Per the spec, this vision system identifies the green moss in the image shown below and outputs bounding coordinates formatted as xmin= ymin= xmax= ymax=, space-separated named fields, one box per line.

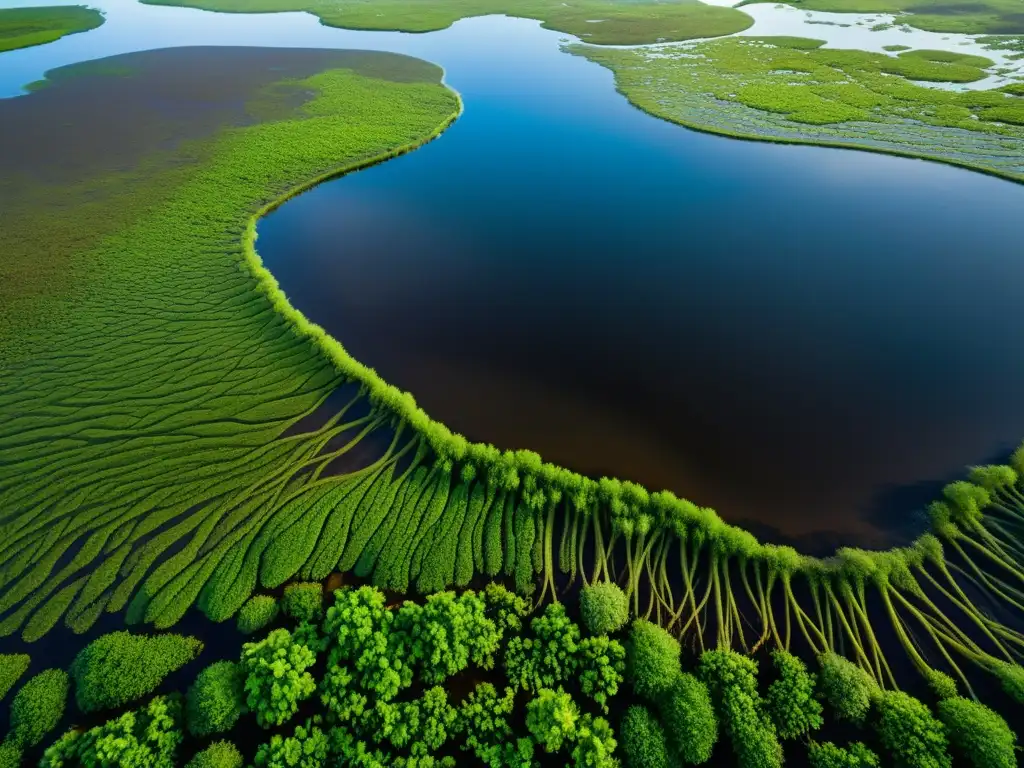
xmin=579 ymin=581 xmax=629 ymax=635
xmin=237 ymin=595 xmax=280 ymax=635
xmin=0 ymin=654 xmax=30 ymax=702
xmin=10 ymin=669 xmax=69 ymax=748
xmin=0 ymin=5 xmax=103 ymax=53
xmin=140 ymin=0 xmax=753 ymax=44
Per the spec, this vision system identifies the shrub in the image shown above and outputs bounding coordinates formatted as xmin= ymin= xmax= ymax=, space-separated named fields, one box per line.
xmin=626 ymin=620 xmax=681 ymax=699
xmin=699 ymin=650 xmax=781 ymax=768
xmin=457 ymin=683 xmax=516 ymax=764
xmin=376 ymin=686 xmax=458 ymax=755
xmin=875 ymin=690 xmax=951 ymax=768
xmin=506 ymin=603 xmax=581 ymax=692
xmin=808 ymin=741 xmax=880 ymax=768
xmin=482 ymin=582 xmax=529 ymax=636
xmin=70 ymin=631 xmax=202 ymax=712
xmin=817 ymin=653 xmax=876 ymax=725
xmin=937 ymin=696 xmax=1016 ymax=768
xmin=659 ymin=673 xmax=717 ymax=765
xmin=0 ymin=742 xmax=21 ymax=768
xmin=237 ymin=595 xmax=279 ymax=635
xmin=579 ymin=582 xmax=629 ymax=636
xmin=186 ymin=660 xmax=247 ymax=737
xmin=0 ymin=654 xmax=30 ymax=701
xmin=241 ymin=628 xmax=316 ymax=728
xmin=281 ymin=582 xmax=324 ymax=623
xmin=40 ymin=695 xmax=183 ymax=768
xmin=576 ymin=636 xmax=625 ymax=712
xmin=10 ymin=669 xmax=69 ymax=747
xmin=619 ymin=705 xmax=669 ymax=768
xmin=765 ymin=650 xmax=823 ymax=739
xmin=572 ymin=713 xmax=618 ymax=768
xmin=927 ymin=670 xmax=958 ymax=700
xmin=526 ymin=688 xmax=579 ymax=754
xmin=186 ymin=741 xmax=244 ymax=768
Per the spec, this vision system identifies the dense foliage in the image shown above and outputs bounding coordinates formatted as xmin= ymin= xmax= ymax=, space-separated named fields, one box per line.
xmin=659 ymin=672 xmax=718 ymax=765
xmin=874 ymin=691 xmax=951 ymax=768
xmin=237 ymin=595 xmax=281 ymax=635
xmin=817 ymin=653 xmax=876 ymax=725
xmin=807 ymin=741 xmax=880 ymax=768
xmin=579 ymin=582 xmax=629 ymax=636
xmin=0 ymin=654 xmax=30 ymax=702
xmin=625 ymin=620 xmax=680 ymax=700
xmin=619 ymin=705 xmax=668 ymax=768
xmin=936 ymin=696 xmax=1016 ymax=768
xmin=0 ymin=6 xmax=104 ymax=53
xmin=186 ymin=660 xmax=248 ymax=736
xmin=282 ymin=583 xmax=325 ymax=624
xmin=700 ymin=650 xmax=782 ymax=768
xmin=185 ymin=741 xmax=244 ymax=768
xmin=242 ymin=628 xmax=317 ymax=728
xmin=765 ymin=650 xmax=823 ymax=739
xmin=40 ymin=695 xmax=183 ymax=768
xmin=70 ymin=631 xmax=202 ymax=712
xmin=9 ymin=669 xmax=69 ymax=748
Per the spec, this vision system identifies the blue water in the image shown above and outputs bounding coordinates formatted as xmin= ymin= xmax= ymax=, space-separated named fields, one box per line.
xmin=4 ymin=1 xmax=1024 ymax=549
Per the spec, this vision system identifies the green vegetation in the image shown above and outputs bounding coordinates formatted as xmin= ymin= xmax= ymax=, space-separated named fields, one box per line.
xmin=658 ymin=673 xmax=717 ymax=765
xmin=936 ymin=697 xmax=1017 ymax=768
xmin=875 ymin=690 xmax=951 ymax=768
xmin=70 ymin=631 xmax=202 ymax=712
xmin=765 ymin=650 xmax=823 ymax=739
xmin=817 ymin=653 xmax=877 ymax=725
xmin=282 ymin=581 xmax=324 ymax=623
xmin=185 ymin=741 xmax=244 ymax=768
xmin=9 ymin=669 xmax=69 ymax=748
xmin=625 ymin=619 xmax=681 ymax=699
xmin=743 ymin=0 xmax=1024 ymax=34
xmin=0 ymin=655 xmax=30 ymax=702
xmin=242 ymin=627 xmax=317 ymax=727
xmin=186 ymin=661 xmax=248 ymax=736
xmin=0 ymin=5 xmax=103 ymax=53
xmin=620 ymin=706 xmax=669 ymax=768
xmin=140 ymin=0 xmax=752 ymax=44
xmin=807 ymin=741 xmax=880 ymax=768
xmin=574 ymin=36 xmax=1024 ymax=183
xmin=237 ymin=595 xmax=280 ymax=635
xmin=0 ymin=743 xmax=20 ymax=768
xmin=580 ymin=581 xmax=629 ymax=635
xmin=883 ymin=43 xmax=911 ymax=51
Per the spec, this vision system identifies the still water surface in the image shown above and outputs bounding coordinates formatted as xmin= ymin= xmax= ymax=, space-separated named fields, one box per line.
xmin=3 ymin=0 xmax=1023 ymax=550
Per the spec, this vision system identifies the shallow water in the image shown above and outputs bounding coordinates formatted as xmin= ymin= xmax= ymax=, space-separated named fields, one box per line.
xmin=4 ymin=1 xmax=1024 ymax=550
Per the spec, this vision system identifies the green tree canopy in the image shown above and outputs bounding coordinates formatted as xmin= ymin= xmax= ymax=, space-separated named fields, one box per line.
xmin=579 ymin=582 xmax=629 ymax=636
xmin=186 ymin=660 xmax=247 ymax=737
xmin=10 ymin=669 xmax=68 ymax=748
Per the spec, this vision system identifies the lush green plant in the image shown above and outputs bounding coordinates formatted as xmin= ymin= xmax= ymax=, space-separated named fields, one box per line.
xmin=282 ymin=582 xmax=324 ymax=623
xmin=70 ymin=631 xmax=202 ymax=712
xmin=572 ymin=713 xmax=618 ymax=768
xmin=0 ymin=742 xmax=21 ymax=768
xmin=186 ymin=660 xmax=247 ymax=736
xmin=658 ymin=673 xmax=717 ymax=765
xmin=0 ymin=5 xmax=104 ymax=53
xmin=254 ymin=718 xmax=330 ymax=768
xmin=241 ymin=628 xmax=317 ymax=728
xmin=526 ymin=687 xmax=579 ymax=753
xmin=10 ymin=669 xmax=69 ymax=748
xmin=619 ymin=705 xmax=669 ymax=768
xmin=765 ymin=650 xmax=822 ymax=739
xmin=0 ymin=654 xmax=29 ymax=702
xmin=626 ymin=620 xmax=680 ymax=699
xmin=807 ymin=741 xmax=880 ymax=768
xmin=699 ymin=650 xmax=781 ymax=768
xmin=506 ymin=603 xmax=581 ymax=691
xmin=817 ymin=653 xmax=876 ymax=725
xmin=874 ymin=691 xmax=951 ymax=768
xmin=237 ymin=595 xmax=280 ymax=635
xmin=375 ymin=686 xmax=458 ymax=755
xmin=576 ymin=635 xmax=625 ymax=712
xmin=186 ymin=741 xmax=244 ymax=768
xmin=579 ymin=582 xmax=629 ymax=635
xmin=936 ymin=696 xmax=1016 ymax=768
xmin=40 ymin=695 xmax=183 ymax=768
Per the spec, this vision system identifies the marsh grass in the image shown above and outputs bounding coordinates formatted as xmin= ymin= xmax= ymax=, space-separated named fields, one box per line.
xmin=0 ymin=5 xmax=103 ymax=53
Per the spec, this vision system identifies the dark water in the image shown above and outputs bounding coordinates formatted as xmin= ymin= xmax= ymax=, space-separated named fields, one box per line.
xmin=254 ymin=19 xmax=1024 ymax=550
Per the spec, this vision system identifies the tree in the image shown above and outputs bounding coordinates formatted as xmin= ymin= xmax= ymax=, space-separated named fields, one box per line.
xmin=0 ymin=742 xmax=21 ymax=768
xmin=807 ymin=741 xmax=880 ymax=768
xmin=571 ymin=714 xmax=617 ymax=768
xmin=185 ymin=741 xmax=244 ymax=768
xmin=482 ymin=582 xmax=529 ymax=637
xmin=0 ymin=654 xmax=30 ymax=702
xmin=282 ymin=582 xmax=324 ymax=623
xmin=526 ymin=688 xmax=579 ymax=754
xmin=506 ymin=604 xmax=581 ymax=692
xmin=241 ymin=628 xmax=317 ymax=728
xmin=874 ymin=691 xmax=951 ymax=768
xmin=253 ymin=718 xmax=330 ymax=768
xmin=186 ymin=660 xmax=247 ymax=737
xmin=658 ymin=673 xmax=717 ymax=765
xmin=937 ymin=696 xmax=1016 ymax=768
xmin=237 ymin=595 xmax=280 ymax=635
xmin=765 ymin=650 xmax=822 ymax=739
xmin=10 ymin=669 xmax=68 ymax=747
xmin=39 ymin=695 xmax=183 ymax=768
xmin=817 ymin=653 xmax=876 ymax=725
xmin=456 ymin=683 xmax=516 ymax=766
xmin=579 ymin=582 xmax=629 ymax=636
xmin=619 ymin=706 xmax=669 ymax=768
xmin=577 ymin=636 xmax=625 ymax=712
xmin=699 ymin=650 xmax=781 ymax=768
xmin=374 ymin=686 xmax=458 ymax=756
xmin=626 ymin=620 xmax=680 ymax=700
xmin=70 ymin=631 xmax=202 ymax=712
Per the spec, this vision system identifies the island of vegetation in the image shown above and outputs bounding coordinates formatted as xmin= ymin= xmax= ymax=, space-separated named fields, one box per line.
xmin=139 ymin=0 xmax=754 ymax=44
xmin=1 ymin=22 xmax=1023 ymax=768
xmin=741 ymin=0 xmax=1024 ymax=34
xmin=0 ymin=6 xmax=104 ymax=53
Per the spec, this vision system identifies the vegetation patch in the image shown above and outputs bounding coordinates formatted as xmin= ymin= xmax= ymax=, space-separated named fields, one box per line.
xmin=741 ymin=0 xmax=1024 ymax=34
xmin=139 ymin=0 xmax=753 ymax=44
xmin=0 ymin=6 xmax=103 ymax=53
xmin=574 ymin=36 xmax=1024 ymax=181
